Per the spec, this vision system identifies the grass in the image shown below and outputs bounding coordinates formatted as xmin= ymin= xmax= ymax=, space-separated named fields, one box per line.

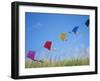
xmin=25 ymin=57 xmax=89 ymax=68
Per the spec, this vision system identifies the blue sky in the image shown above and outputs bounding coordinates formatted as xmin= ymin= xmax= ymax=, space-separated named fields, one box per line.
xmin=25 ymin=12 xmax=89 ymax=61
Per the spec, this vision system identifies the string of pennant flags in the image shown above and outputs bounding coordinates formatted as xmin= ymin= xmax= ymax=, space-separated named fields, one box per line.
xmin=27 ymin=19 xmax=89 ymax=63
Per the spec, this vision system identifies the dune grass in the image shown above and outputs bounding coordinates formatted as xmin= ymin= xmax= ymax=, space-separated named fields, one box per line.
xmin=25 ymin=57 xmax=89 ymax=68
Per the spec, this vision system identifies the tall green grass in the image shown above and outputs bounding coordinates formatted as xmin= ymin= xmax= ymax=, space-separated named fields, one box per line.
xmin=25 ymin=57 xmax=89 ymax=68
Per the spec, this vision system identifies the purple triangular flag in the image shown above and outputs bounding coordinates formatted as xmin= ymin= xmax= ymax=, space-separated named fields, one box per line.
xmin=27 ymin=51 xmax=35 ymax=60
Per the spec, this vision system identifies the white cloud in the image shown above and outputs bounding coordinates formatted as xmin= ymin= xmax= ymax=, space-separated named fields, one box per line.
xmin=32 ymin=22 xmax=42 ymax=29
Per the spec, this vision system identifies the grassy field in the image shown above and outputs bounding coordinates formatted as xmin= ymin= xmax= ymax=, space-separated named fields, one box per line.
xmin=25 ymin=57 xmax=89 ymax=68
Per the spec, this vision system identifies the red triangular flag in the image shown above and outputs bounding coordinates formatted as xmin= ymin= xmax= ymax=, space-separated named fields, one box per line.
xmin=44 ymin=41 xmax=52 ymax=50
